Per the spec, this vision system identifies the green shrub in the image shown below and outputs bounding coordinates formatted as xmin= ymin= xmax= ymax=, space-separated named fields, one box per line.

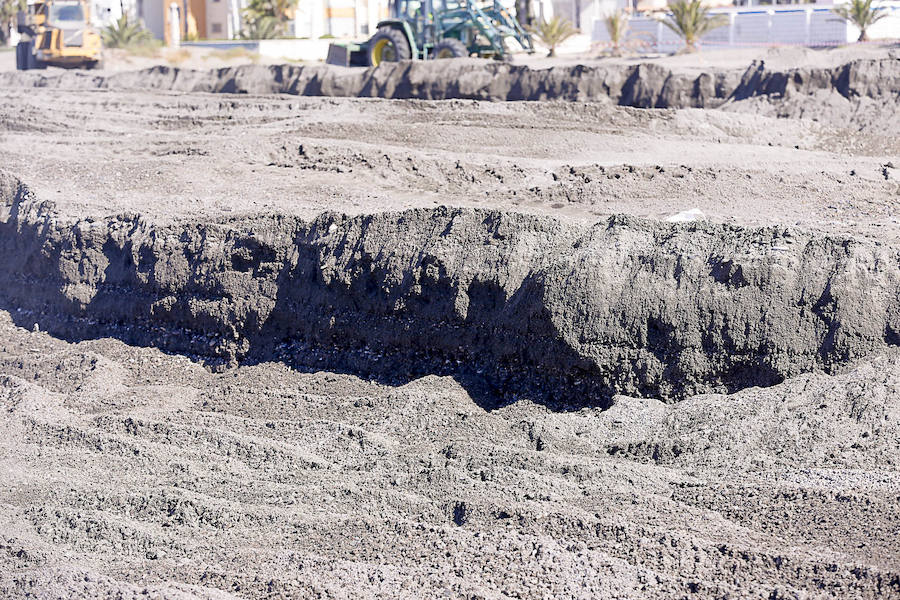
xmin=102 ymin=14 xmax=156 ymax=49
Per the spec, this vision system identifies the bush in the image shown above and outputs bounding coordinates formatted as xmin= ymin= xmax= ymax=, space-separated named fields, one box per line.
xmin=102 ymin=14 xmax=156 ymax=49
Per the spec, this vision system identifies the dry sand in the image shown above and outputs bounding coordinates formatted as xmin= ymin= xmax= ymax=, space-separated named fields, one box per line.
xmin=0 ymin=83 xmax=897 ymax=240
xmin=0 ymin=47 xmax=899 ymax=599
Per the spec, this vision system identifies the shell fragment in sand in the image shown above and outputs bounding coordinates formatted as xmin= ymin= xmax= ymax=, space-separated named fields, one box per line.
xmin=666 ymin=208 xmax=706 ymax=223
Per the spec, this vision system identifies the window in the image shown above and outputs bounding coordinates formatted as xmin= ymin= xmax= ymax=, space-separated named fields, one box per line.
xmin=48 ymin=3 xmax=85 ymax=24
xmin=211 ymin=22 xmax=222 ymax=33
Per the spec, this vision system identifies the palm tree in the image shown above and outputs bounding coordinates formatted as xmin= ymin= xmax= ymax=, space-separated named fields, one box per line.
xmin=240 ymin=14 xmax=282 ymax=39
xmin=102 ymin=14 xmax=155 ymax=48
xmin=240 ymin=0 xmax=297 ymax=39
xmin=604 ymin=10 xmax=630 ymax=57
xmin=832 ymin=0 xmax=886 ymax=42
xmin=662 ymin=0 xmax=728 ymax=53
xmin=530 ymin=16 xmax=578 ymax=57
xmin=272 ymin=0 xmax=297 ymax=23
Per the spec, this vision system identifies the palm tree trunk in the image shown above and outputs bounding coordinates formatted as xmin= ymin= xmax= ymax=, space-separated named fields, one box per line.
xmin=858 ymin=29 xmax=868 ymax=42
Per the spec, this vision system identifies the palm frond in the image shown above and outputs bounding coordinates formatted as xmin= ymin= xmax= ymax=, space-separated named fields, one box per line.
xmin=102 ymin=14 xmax=155 ymax=48
xmin=832 ymin=0 xmax=886 ymax=40
xmin=528 ymin=16 xmax=579 ymax=57
xmin=662 ymin=0 xmax=728 ymax=52
xmin=603 ymin=10 xmax=631 ymax=56
xmin=605 ymin=11 xmax=629 ymax=44
xmin=240 ymin=14 xmax=284 ymax=39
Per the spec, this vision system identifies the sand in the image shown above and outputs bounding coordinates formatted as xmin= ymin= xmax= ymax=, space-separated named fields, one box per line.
xmin=0 ymin=46 xmax=899 ymax=599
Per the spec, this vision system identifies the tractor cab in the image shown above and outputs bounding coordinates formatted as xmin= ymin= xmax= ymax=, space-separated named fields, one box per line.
xmin=45 ymin=1 xmax=87 ymax=25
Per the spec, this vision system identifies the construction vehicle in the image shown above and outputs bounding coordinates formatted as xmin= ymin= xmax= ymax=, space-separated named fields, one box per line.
xmin=325 ymin=0 xmax=534 ymax=67
xmin=16 ymin=0 xmax=103 ymax=70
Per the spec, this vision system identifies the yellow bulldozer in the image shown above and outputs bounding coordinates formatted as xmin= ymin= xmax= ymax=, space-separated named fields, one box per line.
xmin=16 ymin=0 xmax=103 ymax=70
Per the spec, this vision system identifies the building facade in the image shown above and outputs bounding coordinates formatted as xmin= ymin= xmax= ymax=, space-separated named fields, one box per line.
xmin=591 ymin=0 xmax=900 ymax=50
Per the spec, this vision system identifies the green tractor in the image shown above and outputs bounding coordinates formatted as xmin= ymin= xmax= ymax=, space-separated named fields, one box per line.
xmin=326 ymin=0 xmax=534 ymax=67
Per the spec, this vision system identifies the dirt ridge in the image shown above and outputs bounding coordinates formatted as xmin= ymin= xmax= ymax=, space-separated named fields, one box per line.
xmin=2 ymin=57 xmax=898 ymax=110
xmin=1 ymin=170 xmax=898 ymax=406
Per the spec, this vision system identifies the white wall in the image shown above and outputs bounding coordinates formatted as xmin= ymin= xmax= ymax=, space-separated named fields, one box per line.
xmin=143 ymin=0 xmax=167 ymax=39
xmin=293 ymin=0 xmax=388 ymax=39
xmin=553 ymin=0 xmax=622 ymax=30
xmin=91 ymin=0 xmax=125 ymax=27
xmin=592 ymin=3 xmax=900 ymax=51
xmin=88 ymin=0 xmax=151 ymax=31
xmin=206 ymin=0 xmax=229 ymax=38
xmin=258 ymin=37 xmax=332 ymax=58
xmin=181 ymin=38 xmax=333 ymax=59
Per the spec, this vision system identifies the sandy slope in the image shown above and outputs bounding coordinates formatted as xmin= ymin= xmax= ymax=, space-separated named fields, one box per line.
xmin=1 ymin=310 xmax=898 ymax=598
xmin=0 ymin=51 xmax=899 ymax=599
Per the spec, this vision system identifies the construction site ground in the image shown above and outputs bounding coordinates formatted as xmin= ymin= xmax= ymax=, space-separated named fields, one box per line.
xmin=0 ymin=45 xmax=899 ymax=599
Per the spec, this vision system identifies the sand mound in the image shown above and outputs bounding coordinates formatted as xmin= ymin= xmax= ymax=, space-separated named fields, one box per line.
xmin=1 ymin=312 xmax=898 ymax=599
xmin=2 ymin=57 xmax=899 ymax=130
xmin=2 ymin=56 xmax=899 ymax=598
xmin=2 ymin=172 xmax=897 ymax=407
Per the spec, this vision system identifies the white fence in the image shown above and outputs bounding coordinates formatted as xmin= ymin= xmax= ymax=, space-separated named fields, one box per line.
xmin=181 ymin=39 xmax=336 ymax=60
xmin=593 ymin=3 xmax=900 ymax=51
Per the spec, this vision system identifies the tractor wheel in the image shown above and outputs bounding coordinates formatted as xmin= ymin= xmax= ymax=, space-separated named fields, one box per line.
xmin=16 ymin=41 xmax=30 ymax=71
xmin=367 ymin=27 xmax=411 ymax=67
xmin=495 ymin=40 xmax=514 ymax=62
xmin=432 ymin=38 xmax=468 ymax=59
